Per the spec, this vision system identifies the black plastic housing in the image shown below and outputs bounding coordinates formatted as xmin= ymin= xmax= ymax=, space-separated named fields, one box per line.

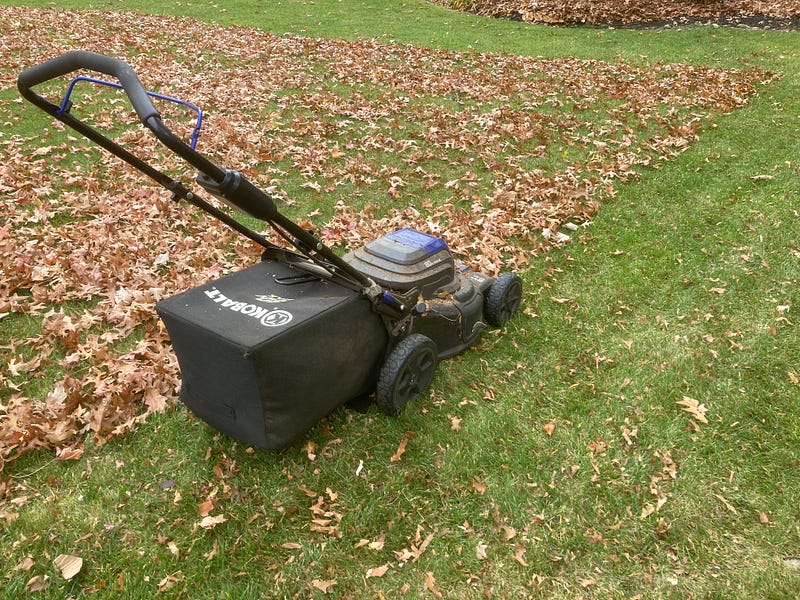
xmin=156 ymin=259 xmax=388 ymax=449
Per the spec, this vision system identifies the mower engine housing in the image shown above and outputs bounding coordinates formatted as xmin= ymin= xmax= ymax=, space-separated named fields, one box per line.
xmin=345 ymin=228 xmax=493 ymax=358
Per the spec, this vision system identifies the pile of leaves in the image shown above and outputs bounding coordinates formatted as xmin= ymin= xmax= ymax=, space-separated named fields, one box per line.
xmin=0 ymin=6 xmax=773 ymax=474
xmin=440 ymin=0 xmax=800 ymax=26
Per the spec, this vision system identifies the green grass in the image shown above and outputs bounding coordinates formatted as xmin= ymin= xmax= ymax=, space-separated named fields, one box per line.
xmin=2 ymin=0 xmax=800 ymax=598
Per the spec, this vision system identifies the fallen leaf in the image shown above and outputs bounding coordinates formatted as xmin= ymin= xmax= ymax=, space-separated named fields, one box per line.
xmin=198 ymin=499 xmax=214 ymax=517
xmin=158 ymin=571 xmax=184 ymax=592
xmin=310 ymin=579 xmax=337 ymax=593
xmin=25 ymin=575 xmax=50 ymax=593
xmin=543 ymin=421 xmax=555 ymax=436
xmin=513 ymin=543 xmax=528 ymax=566
xmin=281 ymin=542 xmax=302 ymax=550
xmin=501 ymin=525 xmax=516 ymax=541
xmin=390 ymin=432 xmax=414 ymax=462
xmin=424 ymin=571 xmax=443 ymax=598
xmin=197 ymin=514 xmax=227 ymax=529
xmin=55 ymin=446 xmax=84 ymax=461
xmin=677 ymin=396 xmax=709 ymax=424
xmin=14 ymin=556 xmax=35 ymax=572
xmin=53 ymin=554 xmax=83 ymax=580
xmin=204 ymin=540 xmax=219 ymax=561
xmin=366 ymin=564 xmax=390 ymax=578
xmin=476 ymin=542 xmax=488 ymax=560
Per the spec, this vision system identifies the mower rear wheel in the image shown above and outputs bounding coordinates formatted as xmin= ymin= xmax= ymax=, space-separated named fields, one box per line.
xmin=484 ymin=272 xmax=523 ymax=327
xmin=376 ymin=334 xmax=438 ymax=415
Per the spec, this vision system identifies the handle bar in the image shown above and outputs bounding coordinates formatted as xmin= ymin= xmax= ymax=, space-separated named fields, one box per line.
xmin=16 ymin=50 xmax=281 ymax=220
xmin=18 ymin=51 xmax=161 ymax=126
xmin=17 ymin=51 xmax=380 ymax=294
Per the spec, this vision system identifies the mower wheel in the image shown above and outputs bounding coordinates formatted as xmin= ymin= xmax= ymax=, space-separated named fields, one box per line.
xmin=484 ymin=272 xmax=523 ymax=327
xmin=376 ymin=334 xmax=438 ymax=415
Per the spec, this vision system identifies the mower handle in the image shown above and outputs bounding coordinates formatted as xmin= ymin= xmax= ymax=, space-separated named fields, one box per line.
xmin=16 ymin=51 xmax=284 ymax=220
xmin=18 ymin=51 xmax=161 ymax=127
xmin=18 ymin=51 xmax=383 ymax=294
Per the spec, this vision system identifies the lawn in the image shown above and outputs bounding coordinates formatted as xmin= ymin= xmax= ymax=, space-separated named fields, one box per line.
xmin=1 ymin=1 xmax=799 ymax=598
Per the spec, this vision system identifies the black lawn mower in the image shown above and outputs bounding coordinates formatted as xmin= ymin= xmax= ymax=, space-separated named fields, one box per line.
xmin=18 ymin=51 xmax=523 ymax=449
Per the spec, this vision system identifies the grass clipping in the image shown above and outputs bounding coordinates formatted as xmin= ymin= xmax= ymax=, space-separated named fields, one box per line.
xmin=0 ymin=7 xmax=774 ymax=470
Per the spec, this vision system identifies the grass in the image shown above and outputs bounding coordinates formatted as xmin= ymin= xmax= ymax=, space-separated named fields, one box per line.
xmin=2 ymin=0 xmax=800 ymax=598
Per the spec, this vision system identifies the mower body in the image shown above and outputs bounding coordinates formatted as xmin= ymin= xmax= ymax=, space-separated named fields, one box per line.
xmin=156 ymin=229 xmax=492 ymax=448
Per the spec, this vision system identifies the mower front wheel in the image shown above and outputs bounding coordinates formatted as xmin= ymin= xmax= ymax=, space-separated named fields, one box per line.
xmin=376 ymin=334 xmax=438 ymax=416
xmin=485 ymin=272 xmax=523 ymax=327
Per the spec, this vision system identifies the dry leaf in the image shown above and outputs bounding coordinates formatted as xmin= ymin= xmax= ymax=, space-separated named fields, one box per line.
xmin=310 ymin=579 xmax=337 ymax=593
xmin=677 ymin=396 xmax=709 ymax=424
xmin=424 ymin=571 xmax=443 ymax=598
xmin=476 ymin=542 xmax=488 ymax=560
xmin=14 ymin=556 xmax=35 ymax=572
xmin=197 ymin=514 xmax=227 ymax=529
xmin=198 ymin=499 xmax=214 ymax=517
xmin=167 ymin=541 xmax=180 ymax=558
xmin=366 ymin=564 xmax=390 ymax=578
xmin=543 ymin=421 xmax=556 ymax=436
xmin=501 ymin=525 xmax=516 ymax=541
xmin=204 ymin=540 xmax=219 ymax=561
xmin=53 ymin=554 xmax=83 ymax=580
xmin=390 ymin=432 xmax=414 ymax=462
xmin=472 ymin=479 xmax=487 ymax=495
xmin=55 ymin=446 xmax=84 ymax=461
xmin=513 ymin=543 xmax=528 ymax=566
xmin=25 ymin=575 xmax=50 ymax=593
xmin=281 ymin=542 xmax=302 ymax=550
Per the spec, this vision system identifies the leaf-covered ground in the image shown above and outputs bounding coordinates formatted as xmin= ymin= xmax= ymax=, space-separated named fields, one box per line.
xmin=0 ymin=6 xmax=774 ymax=473
xmin=440 ymin=0 xmax=800 ymax=27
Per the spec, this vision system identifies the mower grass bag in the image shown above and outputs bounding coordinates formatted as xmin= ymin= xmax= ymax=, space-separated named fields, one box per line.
xmin=156 ymin=259 xmax=388 ymax=449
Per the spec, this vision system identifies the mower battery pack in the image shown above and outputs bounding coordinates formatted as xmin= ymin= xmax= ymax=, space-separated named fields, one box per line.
xmin=156 ymin=259 xmax=388 ymax=449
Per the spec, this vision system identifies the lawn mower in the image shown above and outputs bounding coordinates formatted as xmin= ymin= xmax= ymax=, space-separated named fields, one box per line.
xmin=18 ymin=51 xmax=523 ymax=449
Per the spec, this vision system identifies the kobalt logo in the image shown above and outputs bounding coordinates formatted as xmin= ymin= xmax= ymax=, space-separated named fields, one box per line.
xmin=254 ymin=294 xmax=291 ymax=304
xmin=204 ymin=288 xmax=293 ymax=327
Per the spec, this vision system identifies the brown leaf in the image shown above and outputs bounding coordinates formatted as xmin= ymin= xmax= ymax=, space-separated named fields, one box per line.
xmin=476 ymin=542 xmax=488 ymax=561
xmin=281 ymin=542 xmax=302 ymax=550
xmin=513 ymin=543 xmax=528 ymax=566
xmin=198 ymin=499 xmax=214 ymax=517
xmin=366 ymin=564 xmax=390 ymax=578
xmin=677 ymin=396 xmax=709 ymax=424
xmin=53 ymin=554 xmax=83 ymax=580
xmin=310 ymin=579 xmax=337 ymax=593
xmin=25 ymin=575 xmax=50 ymax=593
xmin=55 ymin=445 xmax=84 ymax=461
xmin=197 ymin=514 xmax=226 ymax=529
xmin=424 ymin=572 xmax=443 ymax=598
xmin=390 ymin=432 xmax=415 ymax=462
